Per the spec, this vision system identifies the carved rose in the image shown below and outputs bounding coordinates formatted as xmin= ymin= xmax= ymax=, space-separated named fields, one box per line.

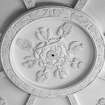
xmin=36 ymin=43 xmax=69 ymax=80
xmin=40 ymin=44 xmax=65 ymax=67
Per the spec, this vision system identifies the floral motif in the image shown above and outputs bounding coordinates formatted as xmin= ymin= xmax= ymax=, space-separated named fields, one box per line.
xmin=40 ymin=44 xmax=64 ymax=66
xmin=22 ymin=56 xmax=36 ymax=68
xmin=68 ymin=41 xmax=83 ymax=54
xmin=56 ymin=21 xmax=72 ymax=38
xmin=16 ymin=38 xmax=32 ymax=51
xmin=34 ymin=27 xmax=50 ymax=42
xmin=16 ymin=21 xmax=84 ymax=82
xmin=70 ymin=57 xmax=83 ymax=69
xmin=39 ymin=43 xmax=68 ymax=78
xmin=54 ymin=66 xmax=68 ymax=79
xmin=35 ymin=68 xmax=49 ymax=82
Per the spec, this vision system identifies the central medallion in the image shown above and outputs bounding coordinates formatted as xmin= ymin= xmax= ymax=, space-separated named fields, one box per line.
xmin=10 ymin=16 xmax=94 ymax=88
xmin=1 ymin=6 xmax=104 ymax=97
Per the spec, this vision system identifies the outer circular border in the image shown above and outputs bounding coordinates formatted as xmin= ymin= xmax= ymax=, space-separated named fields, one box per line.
xmin=1 ymin=6 xmax=104 ymax=97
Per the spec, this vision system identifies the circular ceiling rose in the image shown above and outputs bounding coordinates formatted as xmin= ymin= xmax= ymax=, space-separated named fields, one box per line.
xmin=1 ymin=6 xmax=104 ymax=97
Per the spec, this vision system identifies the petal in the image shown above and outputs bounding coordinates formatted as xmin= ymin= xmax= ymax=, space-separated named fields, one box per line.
xmin=35 ymin=42 xmax=47 ymax=49
xmin=22 ymin=58 xmax=36 ymax=68
xmin=54 ymin=67 xmax=67 ymax=79
xmin=62 ymin=22 xmax=72 ymax=36
xmin=34 ymin=27 xmax=50 ymax=41
xmin=56 ymin=22 xmax=72 ymax=38
xmin=68 ymin=41 xmax=83 ymax=54
xmin=35 ymin=70 xmax=48 ymax=82
xmin=16 ymin=38 xmax=32 ymax=51
xmin=59 ymin=70 xmax=67 ymax=79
